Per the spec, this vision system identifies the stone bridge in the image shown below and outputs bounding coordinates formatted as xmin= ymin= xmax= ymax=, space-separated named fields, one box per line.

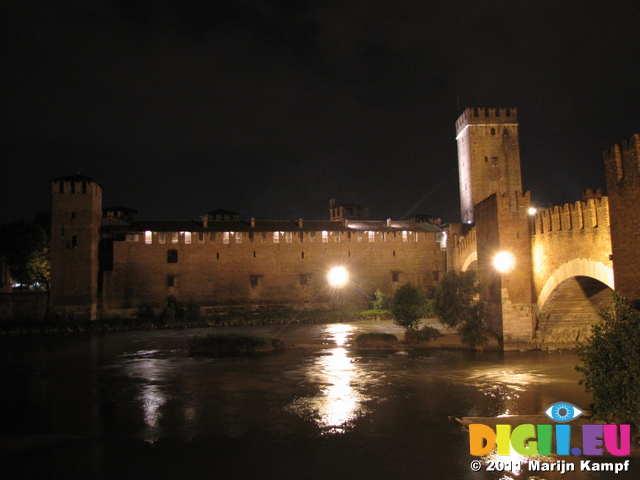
xmin=449 ymin=195 xmax=614 ymax=349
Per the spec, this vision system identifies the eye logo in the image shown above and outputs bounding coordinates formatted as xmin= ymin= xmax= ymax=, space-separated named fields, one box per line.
xmin=544 ymin=402 xmax=584 ymax=423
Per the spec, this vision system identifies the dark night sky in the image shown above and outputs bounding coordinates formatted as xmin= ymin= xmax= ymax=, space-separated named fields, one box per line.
xmin=2 ymin=1 xmax=639 ymax=225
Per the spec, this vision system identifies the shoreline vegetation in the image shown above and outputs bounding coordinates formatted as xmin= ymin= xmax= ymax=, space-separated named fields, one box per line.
xmin=0 ymin=309 xmax=501 ymax=350
xmin=0 ymin=309 xmax=393 ymax=335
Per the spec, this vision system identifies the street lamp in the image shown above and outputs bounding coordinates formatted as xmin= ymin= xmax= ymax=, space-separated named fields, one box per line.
xmin=493 ymin=251 xmax=515 ymax=273
xmin=327 ymin=266 xmax=349 ymax=287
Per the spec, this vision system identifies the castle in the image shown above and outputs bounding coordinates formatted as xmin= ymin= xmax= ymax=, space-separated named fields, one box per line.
xmin=49 ymin=108 xmax=640 ymax=349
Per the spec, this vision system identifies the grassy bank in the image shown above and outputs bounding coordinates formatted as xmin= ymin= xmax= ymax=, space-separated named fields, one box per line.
xmin=0 ymin=309 xmax=392 ymax=335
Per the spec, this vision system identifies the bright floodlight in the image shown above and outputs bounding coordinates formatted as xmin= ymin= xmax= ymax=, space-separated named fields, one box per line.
xmin=494 ymin=251 xmax=515 ymax=273
xmin=528 ymin=207 xmax=537 ymax=215
xmin=328 ymin=266 xmax=349 ymax=287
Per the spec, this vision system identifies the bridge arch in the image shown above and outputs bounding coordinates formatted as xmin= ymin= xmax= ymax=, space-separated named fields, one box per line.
xmin=536 ymin=258 xmax=614 ymax=312
xmin=461 ymin=251 xmax=477 ymax=272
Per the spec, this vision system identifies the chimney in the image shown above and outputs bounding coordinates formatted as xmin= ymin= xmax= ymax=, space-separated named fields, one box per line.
xmin=298 ymin=218 xmax=303 ymax=228
xmin=251 ymin=218 xmax=256 ymax=228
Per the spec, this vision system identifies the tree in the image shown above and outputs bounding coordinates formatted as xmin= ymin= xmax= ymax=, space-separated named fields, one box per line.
xmin=431 ymin=270 xmax=488 ymax=348
xmin=372 ymin=289 xmax=391 ymax=310
xmin=0 ymin=221 xmax=50 ymax=289
xmin=390 ymin=283 xmax=429 ymax=331
xmin=576 ymin=294 xmax=640 ymax=437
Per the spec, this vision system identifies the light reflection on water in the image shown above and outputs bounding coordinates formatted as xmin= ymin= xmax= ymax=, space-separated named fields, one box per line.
xmin=0 ymin=320 xmax=629 ymax=480
xmin=120 ymin=351 xmax=173 ymax=443
xmin=288 ymin=324 xmax=373 ymax=434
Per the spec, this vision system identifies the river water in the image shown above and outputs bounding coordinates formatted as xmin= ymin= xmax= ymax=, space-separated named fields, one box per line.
xmin=0 ymin=320 xmax=634 ymax=479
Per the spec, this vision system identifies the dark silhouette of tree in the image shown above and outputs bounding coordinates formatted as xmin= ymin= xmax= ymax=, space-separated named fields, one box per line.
xmin=0 ymin=221 xmax=50 ymax=289
xmin=390 ymin=283 xmax=429 ymax=331
xmin=432 ymin=270 xmax=488 ymax=348
xmin=576 ymin=294 xmax=640 ymax=438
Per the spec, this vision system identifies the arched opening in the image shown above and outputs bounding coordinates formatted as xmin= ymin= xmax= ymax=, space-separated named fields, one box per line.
xmin=535 ymin=276 xmax=614 ymax=349
xmin=461 ymin=251 xmax=477 ymax=272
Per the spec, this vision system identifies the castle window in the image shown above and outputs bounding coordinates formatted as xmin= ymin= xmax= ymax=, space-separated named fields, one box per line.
xmin=250 ymin=275 xmax=263 ymax=288
xmin=82 ymin=181 xmax=87 ymax=193
xmin=491 ymin=128 xmax=496 ymax=135
xmin=198 ymin=232 xmax=205 ymax=243
xmin=71 ymin=235 xmax=77 ymax=248
xmin=235 ymin=232 xmax=242 ymax=243
xmin=158 ymin=232 xmax=166 ymax=244
xmin=273 ymin=232 xmax=279 ymax=243
xmin=286 ymin=232 xmax=293 ymax=243
xmin=167 ymin=275 xmax=176 ymax=287
xmin=144 ymin=231 xmax=152 ymax=244
xmin=261 ymin=232 xmax=267 ymax=243
xmin=223 ymin=232 xmax=230 ymax=244
xmin=484 ymin=156 xmax=488 ymax=162
xmin=392 ymin=271 xmax=400 ymax=282
xmin=70 ymin=212 xmax=76 ymax=219
xmin=298 ymin=232 xmax=304 ymax=242
xmin=357 ymin=232 xmax=363 ymax=242
xmin=402 ymin=231 xmax=408 ymax=242
xmin=335 ymin=232 xmax=341 ymax=242
xmin=310 ymin=232 xmax=316 ymax=243
xmin=184 ymin=232 xmax=192 ymax=244
xmin=321 ymin=231 xmax=328 ymax=243
xmin=300 ymin=274 xmax=311 ymax=285
xmin=381 ymin=232 xmax=387 ymax=242
xmin=368 ymin=231 xmax=375 ymax=242
xmin=170 ymin=232 xmax=179 ymax=244
xmin=249 ymin=232 xmax=255 ymax=243
xmin=504 ymin=128 xmax=509 ymax=135
xmin=167 ymin=249 xmax=178 ymax=263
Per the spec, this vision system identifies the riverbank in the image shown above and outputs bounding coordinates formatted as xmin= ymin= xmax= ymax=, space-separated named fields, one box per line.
xmin=0 ymin=309 xmax=393 ymax=335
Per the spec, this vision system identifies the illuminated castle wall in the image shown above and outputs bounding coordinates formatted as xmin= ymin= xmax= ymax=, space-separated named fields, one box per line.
xmin=50 ymin=181 xmax=446 ymax=317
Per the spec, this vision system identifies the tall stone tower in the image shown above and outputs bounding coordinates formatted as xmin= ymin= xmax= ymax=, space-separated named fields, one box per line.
xmin=50 ymin=175 xmax=103 ymax=319
xmin=456 ymin=107 xmax=522 ymax=223
xmin=604 ymin=134 xmax=640 ymax=301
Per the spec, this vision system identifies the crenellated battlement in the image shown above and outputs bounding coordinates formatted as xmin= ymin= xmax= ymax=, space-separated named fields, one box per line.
xmin=604 ymin=133 xmax=640 ymax=183
xmin=532 ymin=196 xmax=610 ymax=235
xmin=455 ymin=226 xmax=476 ymax=258
xmin=456 ymin=107 xmax=518 ymax=133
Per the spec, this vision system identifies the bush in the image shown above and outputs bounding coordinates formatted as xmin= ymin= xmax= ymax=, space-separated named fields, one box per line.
xmin=576 ymin=295 xmax=640 ymax=437
xmin=354 ymin=332 xmax=398 ymax=348
xmin=390 ymin=283 xmax=429 ymax=331
xmin=372 ymin=289 xmax=391 ymax=310
xmin=188 ymin=334 xmax=286 ymax=356
xmin=186 ymin=302 xmax=200 ymax=320
xmin=404 ymin=325 xmax=442 ymax=344
xmin=432 ymin=270 xmax=488 ymax=348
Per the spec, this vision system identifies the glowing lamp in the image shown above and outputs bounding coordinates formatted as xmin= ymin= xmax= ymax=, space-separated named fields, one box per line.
xmin=493 ymin=251 xmax=515 ymax=273
xmin=328 ymin=266 xmax=349 ymax=287
xmin=528 ymin=207 xmax=537 ymax=216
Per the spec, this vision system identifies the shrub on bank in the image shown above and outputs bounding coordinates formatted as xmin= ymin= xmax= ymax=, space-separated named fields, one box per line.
xmin=404 ymin=325 xmax=442 ymax=345
xmin=188 ymin=333 xmax=286 ymax=356
xmin=354 ymin=332 xmax=398 ymax=349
